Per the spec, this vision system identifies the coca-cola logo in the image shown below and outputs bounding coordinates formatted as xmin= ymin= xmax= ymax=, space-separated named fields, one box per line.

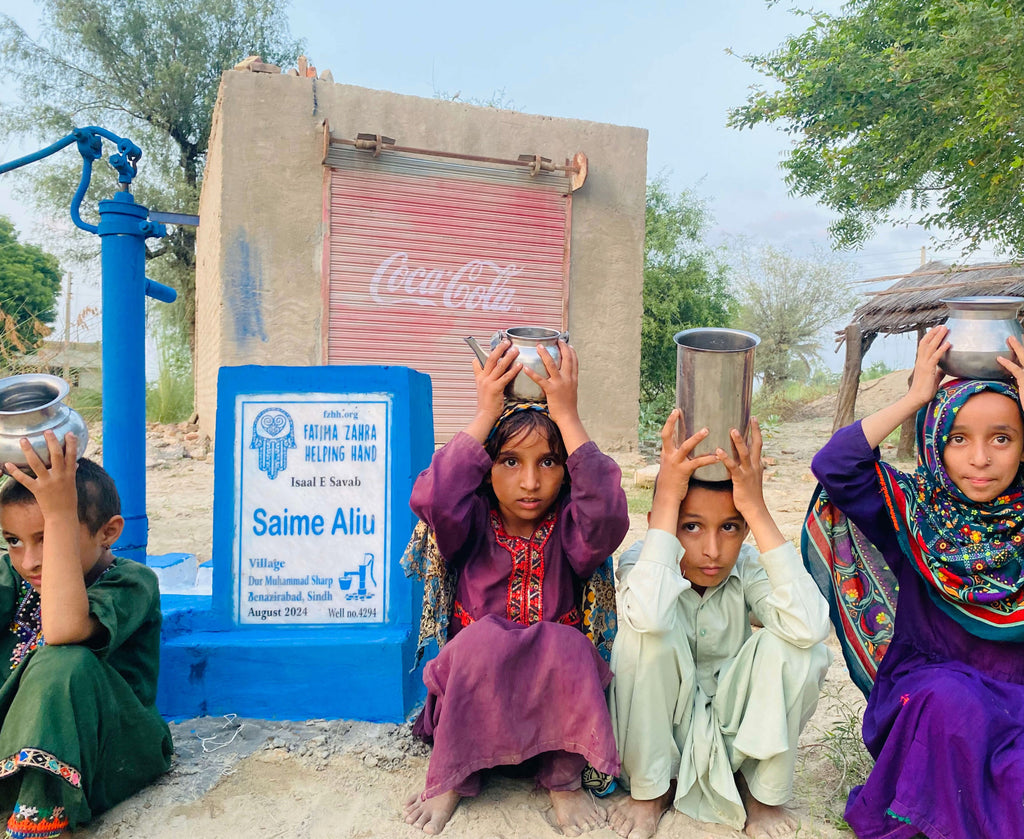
xmin=369 ymin=251 xmax=520 ymax=312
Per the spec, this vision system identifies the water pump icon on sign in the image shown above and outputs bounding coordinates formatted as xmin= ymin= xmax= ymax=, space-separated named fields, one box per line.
xmin=339 ymin=554 xmax=376 ymax=601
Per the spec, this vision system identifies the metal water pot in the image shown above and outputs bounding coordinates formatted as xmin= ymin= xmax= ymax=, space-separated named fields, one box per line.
xmin=940 ymin=296 xmax=1024 ymax=381
xmin=675 ymin=328 xmax=760 ymax=482
xmin=464 ymin=326 xmax=569 ymax=402
xmin=0 ymin=374 xmax=89 ymax=471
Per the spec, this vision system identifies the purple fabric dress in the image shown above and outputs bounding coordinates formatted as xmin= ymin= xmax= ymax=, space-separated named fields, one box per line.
xmin=409 ymin=432 xmax=628 ymax=798
xmin=813 ymin=423 xmax=1024 ymax=839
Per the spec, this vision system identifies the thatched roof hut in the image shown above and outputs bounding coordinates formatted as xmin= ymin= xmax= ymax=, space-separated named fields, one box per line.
xmin=833 ymin=260 xmax=1024 ymax=453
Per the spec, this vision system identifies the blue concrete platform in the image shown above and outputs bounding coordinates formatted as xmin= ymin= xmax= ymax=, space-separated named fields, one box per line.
xmin=155 ymin=365 xmax=433 ymax=722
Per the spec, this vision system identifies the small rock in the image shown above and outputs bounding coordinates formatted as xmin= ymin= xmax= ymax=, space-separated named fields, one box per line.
xmin=634 ymin=464 xmax=660 ymax=487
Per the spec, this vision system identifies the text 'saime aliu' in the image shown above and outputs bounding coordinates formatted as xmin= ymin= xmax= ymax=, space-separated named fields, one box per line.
xmin=252 ymin=506 xmax=376 ymax=537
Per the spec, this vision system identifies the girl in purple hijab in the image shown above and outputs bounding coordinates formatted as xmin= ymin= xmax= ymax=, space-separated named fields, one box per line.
xmin=809 ymin=325 xmax=1024 ymax=838
xmin=402 ymin=338 xmax=628 ymax=836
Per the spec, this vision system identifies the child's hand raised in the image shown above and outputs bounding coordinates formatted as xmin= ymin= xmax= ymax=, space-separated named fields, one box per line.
xmin=716 ymin=420 xmax=767 ymax=520
xmin=716 ymin=418 xmax=787 ymax=552
xmin=998 ymin=335 xmax=1024 ymax=399
xmin=466 ymin=340 xmax=522 ymax=442
xmin=908 ymin=325 xmax=950 ymax=408
xmin=525 ymin=341 xmax=591 ymax=454
xmin=526 ymin=340 xmax=577 ymax=423
xmin=648 ymin=409 xmax=720 ymax=533
xmin=4 ymin=431 xmax=80 ymax=522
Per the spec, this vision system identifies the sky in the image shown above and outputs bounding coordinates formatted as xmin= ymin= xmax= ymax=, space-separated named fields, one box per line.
xmin=0 ymin=0 xmax=1003 ymax=369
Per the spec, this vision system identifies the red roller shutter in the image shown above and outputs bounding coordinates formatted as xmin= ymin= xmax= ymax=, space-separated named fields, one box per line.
xmin=324 ymin=146 xmax=571 ymax=440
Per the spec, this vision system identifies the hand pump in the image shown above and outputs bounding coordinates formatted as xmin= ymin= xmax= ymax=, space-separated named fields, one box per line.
xmin=1 ymin=128 xmax=178 ymax=561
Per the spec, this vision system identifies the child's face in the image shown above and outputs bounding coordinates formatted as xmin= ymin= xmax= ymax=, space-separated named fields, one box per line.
xmin=940 ymin=391 xmax=1024 ymax=503
xmin=674 ymin=485 xmax=749 ymax=590
xmin=489 ymin=427 xmax=566 ymax=538
xmin=0 ymin=501 xmax=109 ymax=591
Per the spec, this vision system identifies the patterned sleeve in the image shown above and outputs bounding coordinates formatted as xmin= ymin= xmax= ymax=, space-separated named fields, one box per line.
xmin=811 ymin=421 xmax=905 ymax=566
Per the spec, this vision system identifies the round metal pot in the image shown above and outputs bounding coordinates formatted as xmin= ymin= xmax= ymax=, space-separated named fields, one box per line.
xmin=940 ymin=296 xmax=1024 ymax=381
xmin=0 ymin=374 xmax=89 ymax=471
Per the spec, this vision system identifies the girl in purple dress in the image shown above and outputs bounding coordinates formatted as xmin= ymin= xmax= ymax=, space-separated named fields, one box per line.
xmin=810 ymin=325 xmax=1024 ymax=838
xmin=403 ymin=338 xmax=628 ymax=836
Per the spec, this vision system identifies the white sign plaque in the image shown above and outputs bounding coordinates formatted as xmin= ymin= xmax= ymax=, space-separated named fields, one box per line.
xmin=233 ymin=393 xmax=390 ymax=625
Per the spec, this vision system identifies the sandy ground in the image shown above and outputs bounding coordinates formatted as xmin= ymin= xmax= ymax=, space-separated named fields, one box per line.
xmin=71 ymin=372 xmax=916 ymax=839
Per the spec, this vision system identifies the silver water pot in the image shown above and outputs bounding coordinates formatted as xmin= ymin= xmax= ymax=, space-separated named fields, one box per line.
xmin=940 ymin=296 xmax=1024 ymax=381
xmin=0 ymin=374 xmax=89 ymax=472
xmin=464 ymin=326 xmax=569 ymax=402
xmin=675 ymin=328 xmax=760 ymax=482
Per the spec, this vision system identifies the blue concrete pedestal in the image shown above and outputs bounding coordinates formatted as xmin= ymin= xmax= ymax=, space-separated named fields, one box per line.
xmin=157 ymin=365 xmax=433 ymax=722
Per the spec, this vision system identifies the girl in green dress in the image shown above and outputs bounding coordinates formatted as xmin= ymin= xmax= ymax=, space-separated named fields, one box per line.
xmin=0 ymin=431 xmax=172 ymax=838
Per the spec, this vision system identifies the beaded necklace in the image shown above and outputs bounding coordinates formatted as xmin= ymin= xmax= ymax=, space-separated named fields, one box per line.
xmin=9 ymin=579 xmax=43 ymax=670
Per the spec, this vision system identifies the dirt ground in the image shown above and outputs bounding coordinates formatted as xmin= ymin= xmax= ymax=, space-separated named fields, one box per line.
xmin=73 ymin=372 xmax=916 ymax=839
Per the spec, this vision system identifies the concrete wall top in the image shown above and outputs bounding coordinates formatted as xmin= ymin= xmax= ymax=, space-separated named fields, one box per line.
xmin=195 ymin=69 xmax=647 ymax=452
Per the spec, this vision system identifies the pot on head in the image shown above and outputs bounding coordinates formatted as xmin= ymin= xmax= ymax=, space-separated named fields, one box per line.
xmin=464 ymin=326 xmax=569 ymax=402
xmin=939 ymin=296 xmax=1024 ymax=381
xmin=0 ymin=374 xmax=89 ymax=473
xmin=674 ymin=328 xmax=760 ymax=482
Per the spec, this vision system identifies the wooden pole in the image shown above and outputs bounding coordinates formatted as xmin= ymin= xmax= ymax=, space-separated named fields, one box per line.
xmin=833 ymin=324 xmax=864 ymax=433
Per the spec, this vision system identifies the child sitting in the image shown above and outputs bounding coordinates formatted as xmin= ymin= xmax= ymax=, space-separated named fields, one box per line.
xmin=0 ymin=432 xmax=172 ymax=839
xmin=403 ymin=338 xmax=629 ymax=836
xmin=809 ymin=325 xmax=1024 ymax=838
xmin=608 ymin=411 xmax=830 ymax=839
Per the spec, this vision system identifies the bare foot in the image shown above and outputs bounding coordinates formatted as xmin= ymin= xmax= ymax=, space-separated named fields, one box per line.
xmin=739 ymin=776 xmax=799 ymax=839
xmin=549 ymin=788 xmax=607 ymax=836
xmin=404 ymin=788 xmax=461 ymax=834
xmin=607 ymin=786 xmax=674 ymax=839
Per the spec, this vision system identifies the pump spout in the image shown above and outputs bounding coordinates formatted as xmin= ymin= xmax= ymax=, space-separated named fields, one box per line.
xmin=464 ymin=336 xmax=489 ymax=366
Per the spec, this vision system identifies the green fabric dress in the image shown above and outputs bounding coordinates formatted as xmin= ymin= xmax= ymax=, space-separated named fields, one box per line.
xmin=0 ymin=555 xmax=173 ymax=833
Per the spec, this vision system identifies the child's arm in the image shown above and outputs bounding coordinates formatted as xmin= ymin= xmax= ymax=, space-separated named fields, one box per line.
xmin=5 ymin=432 xmax=100 ymax=645
xmin=617 ymin=411 xmax=719 ymax=634
xmin=861 ymin=325 xmax=949 ymax=448
xmin=718 ymin=419 xmax=829 ymax=645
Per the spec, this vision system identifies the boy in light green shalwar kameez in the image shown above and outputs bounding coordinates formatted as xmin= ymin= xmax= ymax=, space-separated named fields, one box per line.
xmin=0 ymin=432 xmax=171 ymax=838
xmin=608 ymin=413 xmax=830 ymax=839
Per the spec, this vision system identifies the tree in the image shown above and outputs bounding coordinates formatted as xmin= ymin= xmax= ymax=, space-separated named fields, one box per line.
xmin=0 ymin=0 xmax=304 ymax=351
xmin=728 ymin=0 xmax=1024 ymax=256
xmin=734 ymin=244 xmax=857 ymax=394
xmin=642 ymin=180 xmax=735 ymax=401
xmin=0 ymin=216 xmax=62 ymax=360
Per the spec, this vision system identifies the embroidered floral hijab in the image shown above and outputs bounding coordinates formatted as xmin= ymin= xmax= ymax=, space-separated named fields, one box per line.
xmin=877 ymin=379 xmax=1024 ymax=641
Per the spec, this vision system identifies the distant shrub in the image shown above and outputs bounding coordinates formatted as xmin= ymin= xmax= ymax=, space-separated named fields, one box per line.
xmin=863 ymin=360 xmax=894 ymax=381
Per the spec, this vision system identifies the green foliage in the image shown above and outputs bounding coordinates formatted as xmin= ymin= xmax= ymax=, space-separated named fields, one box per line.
xmin=735 ymin=244 xmax=857 ymax=396
xmin=145 ymin=316 xmax=194 ymax=423
xmin=638 ymin=391 xmax=676 ymax=454
xmin=0 ymin=0 xmax=304 ymax=350
xmin=863 ymin=360 xmax=895 ymax=381
xmin=67 ymin=387 xmax=103 ymax=423
xmin=642 ymin=179 xmax=735 ymax=401
xmin=0 ymin=216 xmax=62 ymax=358
xmin=796 ymin=681 xmax=873 ymax=831
xmin=728 ymin=0 xmax=1024 ymax=256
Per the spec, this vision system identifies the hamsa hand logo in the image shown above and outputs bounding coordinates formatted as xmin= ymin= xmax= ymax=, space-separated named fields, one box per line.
xmin=250 ymin=407 xmax=296 ymax=479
